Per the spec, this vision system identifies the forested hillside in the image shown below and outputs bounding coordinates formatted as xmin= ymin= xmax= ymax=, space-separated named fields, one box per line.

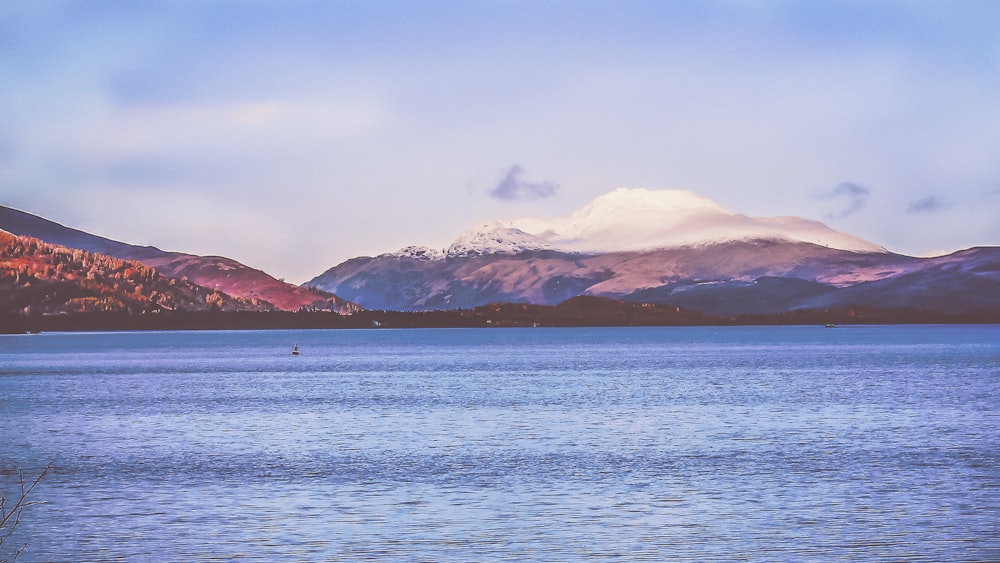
xmin=1 ymin=230 xmax=272 ymax=316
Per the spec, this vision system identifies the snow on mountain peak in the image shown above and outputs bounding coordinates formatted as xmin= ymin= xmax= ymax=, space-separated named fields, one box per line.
xmin=504 ymin=188 xmax=885 ymax=254
xmin=508 ymin=188 xmax=732 ymax=248
xmin=394 ymin=188 xmax=884 ymax=261
xmin=586 ymin=188 xmax=729 ymax=216
xmin=446 ymin=222 xmax=552 ymax=258
xmin=383 ymin=246 xmax=446 ymax=260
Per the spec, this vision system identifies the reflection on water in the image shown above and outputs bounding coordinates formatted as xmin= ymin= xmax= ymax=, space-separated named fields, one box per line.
xmin=1 ymin=326 xmax=998 ymax=561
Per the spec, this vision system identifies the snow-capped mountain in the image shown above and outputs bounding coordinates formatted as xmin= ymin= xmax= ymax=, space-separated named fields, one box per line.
xmin=446 ymin=222 xmax=553 ymax=257
xmin=389 ymin=188 xmax=885 ymax=260
xmin=505 ymin=188 xmax=885 ymax=254
xmin=383 ymin=246 xmax=446 ymax=261
xmin=305 ymin=188 xmax=999 ymax=314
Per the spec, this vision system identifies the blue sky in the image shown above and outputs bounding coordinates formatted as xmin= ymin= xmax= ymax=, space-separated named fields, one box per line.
xmin=2 ymin=1 xmax=999 ymax=282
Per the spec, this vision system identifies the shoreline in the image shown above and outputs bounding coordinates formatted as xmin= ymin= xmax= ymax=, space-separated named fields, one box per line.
xmin=4 ymin=305 xmax=998 ymax=333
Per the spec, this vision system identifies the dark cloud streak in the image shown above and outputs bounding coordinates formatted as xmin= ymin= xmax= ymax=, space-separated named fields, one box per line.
xmin=489 ymin=165 xmax=558 ymax=201
xmin=822 ymin=182 xmax=871 ymax=219
xmin=908 ymin=195 xmax=950 ymax=213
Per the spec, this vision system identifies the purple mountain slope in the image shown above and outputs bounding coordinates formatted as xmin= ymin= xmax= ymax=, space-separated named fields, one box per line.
xmin=307 ymin=241 xmax=1000 ymax=315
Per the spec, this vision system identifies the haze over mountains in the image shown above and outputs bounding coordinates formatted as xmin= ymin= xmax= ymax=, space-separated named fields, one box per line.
xmin=3 ymin=188 xmax=999 ymax=322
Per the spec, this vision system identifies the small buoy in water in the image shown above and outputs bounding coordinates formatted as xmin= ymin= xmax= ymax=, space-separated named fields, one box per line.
xmin=291 ymin=344 xmax=300 ymax=356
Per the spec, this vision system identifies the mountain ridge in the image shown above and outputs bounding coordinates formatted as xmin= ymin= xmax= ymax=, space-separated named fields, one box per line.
xmin=4 ymin=187 xmax=998 ymax=322
xmin=304 ymin=188 xmax=997 ymax=315
xmin=0 ymin=229 xmax=271 ymax=316
xmin=307 ymin=240 xmax=1000 ymax=315
xmin=0 ymin=205 xmax=358 ymax=313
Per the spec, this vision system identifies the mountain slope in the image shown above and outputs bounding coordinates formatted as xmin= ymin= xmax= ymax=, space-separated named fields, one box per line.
xmin=309 ymin=240 xmax=1000 ymax=315
xmin=1 ymin=229 xmax=269 ymax=315
xmin=0 ymin=205 xmax=167 ymax=261
xmin=0 ymin=206 xmax=358 ymax=313
xmin=138 ymin=253 xmax=358 ymax=313
xmin=307 ymin=240 xmax=888 ymax=311
xmin=797 ymin=247 xmax=1000 ymax=313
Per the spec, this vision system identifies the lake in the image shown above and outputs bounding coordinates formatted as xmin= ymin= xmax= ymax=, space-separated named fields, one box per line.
xmin=1 ymin=326 xmax=998 ymax=561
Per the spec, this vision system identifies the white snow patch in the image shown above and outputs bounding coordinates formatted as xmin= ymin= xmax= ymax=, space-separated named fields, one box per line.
xmin=381 ymin=188 xmax=886 ymax=260
xmin=446 ymin=222 xmax=553 ymax=258
xmin=384 ymin=246 xmax=446 ymax=260
xmin=503 ymin=188 xmax=886 ymax=253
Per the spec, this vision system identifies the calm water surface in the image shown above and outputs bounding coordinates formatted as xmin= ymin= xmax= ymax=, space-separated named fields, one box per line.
xmin=1 ymin=326 xmax=998 ymax=561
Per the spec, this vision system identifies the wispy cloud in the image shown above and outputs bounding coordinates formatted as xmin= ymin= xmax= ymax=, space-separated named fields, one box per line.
xmin=822 ymin=182 xmax=871 ymax=219
xmin=489 ymin=165 xmax=558 ymax=201
xmin=908 ymin=195 xmax=951 ymax=213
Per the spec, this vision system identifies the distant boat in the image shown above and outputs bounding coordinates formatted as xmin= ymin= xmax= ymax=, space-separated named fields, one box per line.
xmin=825 ymin=323 xmax=837 ymax=328
xmin=291 ymin=344 xmax=300 ymax=356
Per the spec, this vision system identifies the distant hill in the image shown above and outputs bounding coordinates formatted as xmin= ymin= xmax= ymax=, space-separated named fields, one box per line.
xmin=0 ymin=206 xmax=359 ymax=314
xmin=0 ymin=230 xmax=269 ymax=316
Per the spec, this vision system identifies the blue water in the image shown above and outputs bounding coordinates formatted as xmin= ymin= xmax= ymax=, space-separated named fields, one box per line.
xmin=1 ymin=326 xmax=998 ymax=561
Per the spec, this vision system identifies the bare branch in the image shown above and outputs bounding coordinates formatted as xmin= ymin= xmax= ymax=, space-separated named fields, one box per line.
xmin=0 ymin=461 xmax=54 ymax=563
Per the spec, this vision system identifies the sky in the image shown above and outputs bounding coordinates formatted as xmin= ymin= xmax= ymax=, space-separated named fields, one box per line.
xmin=2 ymin=1 xmax=999 ymax=283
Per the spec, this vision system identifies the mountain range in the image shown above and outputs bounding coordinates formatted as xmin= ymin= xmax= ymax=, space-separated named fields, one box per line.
xmin=305 ymin=189 xmax=1000 ymax=316
xmin=3 ymin=188 xmax=999 ymax=324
